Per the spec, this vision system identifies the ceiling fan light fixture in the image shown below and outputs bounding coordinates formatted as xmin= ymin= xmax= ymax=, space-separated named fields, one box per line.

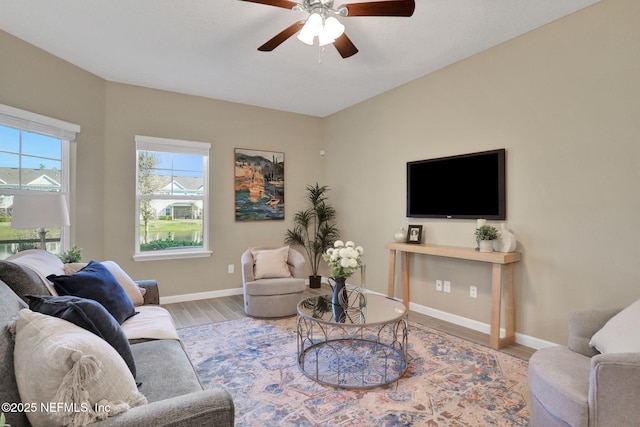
xmin=296 ymin=12 xmax=323 ymax=45
xmin=246 ymin=0 xmax=416 ymax=58
xmin=298 ymin=13 xmax=345 ymax=47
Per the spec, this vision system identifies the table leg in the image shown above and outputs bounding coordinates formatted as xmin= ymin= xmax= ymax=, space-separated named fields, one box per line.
xmin=490 ymin=263 xmax=502 ymax=349
xmin=402 ymin=251 xmax=410 ymax=308
xmin=503 ymin=263 xmax=515 ymax=346
xmin=387 ymin=249 xmax=396 ymax=298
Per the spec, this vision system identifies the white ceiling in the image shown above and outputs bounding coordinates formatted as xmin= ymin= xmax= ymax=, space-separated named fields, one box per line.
xmin=0 ymin=0 xmax=599 ymax=117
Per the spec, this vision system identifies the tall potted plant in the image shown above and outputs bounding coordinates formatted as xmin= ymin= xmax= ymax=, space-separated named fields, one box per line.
xmin=285 ymin=183 xmax=340 ymax=288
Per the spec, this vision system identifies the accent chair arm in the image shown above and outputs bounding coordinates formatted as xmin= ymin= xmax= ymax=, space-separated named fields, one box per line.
xmin=568 ymin=307 xmax=622 ymax=357
xmin=589 ymin=352 xmax=640 ymax=427
xmin=287 ymin=247 xmax=306 ymax=279
xmin=91 ymin=388 xmax=234 ymax=427
xmin=135 ymin=280 xmax=160 ymax=305
xmin=241 ymin=250 xmax=255 ymax=283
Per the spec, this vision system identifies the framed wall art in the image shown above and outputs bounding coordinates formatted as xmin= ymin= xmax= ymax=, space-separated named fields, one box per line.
xmin=234 ymin=148 xmax=285 ymax=221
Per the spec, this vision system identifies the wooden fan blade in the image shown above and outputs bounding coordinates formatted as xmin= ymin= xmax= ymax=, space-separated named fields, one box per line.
xmin=258 ymin=21 xmax=304 ymax=51
xmin=239 ymin=0 xmax=298 ymax=9
xmin=333 ymin=33 xmax=359 ymax=58
xmin=343 ymin=0 xmax=415 ymax=17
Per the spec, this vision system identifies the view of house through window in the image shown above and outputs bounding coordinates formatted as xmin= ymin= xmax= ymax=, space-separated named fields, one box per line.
xmin=135 ymin=135 xmax=209 ymax=259
xmin=0 ymin=125 xmax=66 ymax=258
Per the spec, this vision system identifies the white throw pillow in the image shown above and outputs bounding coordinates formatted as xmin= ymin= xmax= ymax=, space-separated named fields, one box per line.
xmin=251 ymin=246 xmax=292 ymax=279
xmin=590 ymin=299 xmax=640 ymax=353
xmin=64 ymin=261 xmax=145 ymax=306
xmin=13 ymin=309 xmax=147 ymax=427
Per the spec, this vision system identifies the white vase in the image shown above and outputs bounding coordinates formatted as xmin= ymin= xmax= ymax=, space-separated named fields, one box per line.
xmin=493 ymin=223 xmax=517 ymax=252
xmin=394 ymin=227 xmax=407 ymax=242
xmin=479 ymin=240 xmax=494 ymax=253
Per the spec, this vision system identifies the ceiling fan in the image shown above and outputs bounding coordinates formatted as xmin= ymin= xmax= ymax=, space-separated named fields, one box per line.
xmin=240 ymin=0 xmax=416 ymax=58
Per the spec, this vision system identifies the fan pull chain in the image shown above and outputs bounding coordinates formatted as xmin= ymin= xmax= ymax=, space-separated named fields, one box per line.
xmin=317 ymin=44 xmax=327 ymax=64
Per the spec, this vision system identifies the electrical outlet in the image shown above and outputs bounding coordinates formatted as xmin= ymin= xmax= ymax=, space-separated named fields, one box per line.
xmin=470 ymin=285 xmax=478 ymax=298
xmin=228 ymin=264 xmax=235 ymax=274
xmin=444 ymin=280 xmax=451 ymax=293
xmin=436 ymin=280 xmax=443 ymax=291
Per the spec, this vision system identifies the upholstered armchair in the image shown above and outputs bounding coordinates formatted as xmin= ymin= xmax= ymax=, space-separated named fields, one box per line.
xmin=528 ymin=303 xmax=640 ymax=426
xmin=241 ymin=246 xmax=306 ymax=318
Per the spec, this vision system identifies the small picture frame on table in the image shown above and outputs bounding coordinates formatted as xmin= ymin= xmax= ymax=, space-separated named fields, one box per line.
xmin=407 ymin=225 xmax=423 ymax=244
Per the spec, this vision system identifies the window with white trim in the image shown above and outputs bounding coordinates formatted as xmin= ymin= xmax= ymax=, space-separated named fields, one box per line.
xmin=134 ymin=135 xmax=211 ymax=261
xmin=0 ymin=104 xmax=79 ymax=259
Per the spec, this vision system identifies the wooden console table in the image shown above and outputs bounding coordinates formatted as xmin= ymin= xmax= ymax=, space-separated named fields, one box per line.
xmin=386 ymin=242 xmax=521 ymax=349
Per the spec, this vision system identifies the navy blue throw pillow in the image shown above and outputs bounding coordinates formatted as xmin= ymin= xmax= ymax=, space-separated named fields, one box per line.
xmin=26 ymin=294 xmax=136 ymax=378
xmin=47 ymin=260 xmax=137 ymax=324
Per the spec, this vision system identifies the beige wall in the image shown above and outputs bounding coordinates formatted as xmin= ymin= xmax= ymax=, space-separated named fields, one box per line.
xmin=0 ymin=31 xmax=106 ymax=260
xmin=103 ymin=83 xmax=324 ymax=295
xmin=323 ymin=0 xmax=640 ymax=344
xmin=1 ymin=0 xmax=638 ymax=345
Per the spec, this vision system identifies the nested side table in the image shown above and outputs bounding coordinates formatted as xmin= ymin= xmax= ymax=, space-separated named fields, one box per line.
xmin=296 ymin=292 xmax=408 ymax=389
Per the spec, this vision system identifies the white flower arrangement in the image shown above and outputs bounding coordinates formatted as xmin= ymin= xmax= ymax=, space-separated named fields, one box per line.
xmin=323 ymin=240 xmax=364 ymax=279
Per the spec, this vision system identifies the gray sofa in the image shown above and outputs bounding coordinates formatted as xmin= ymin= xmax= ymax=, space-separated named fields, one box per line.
xmin=528 ymin=307 xmax=640 ymax=426
xmin=0 ymin=260 xmax=234 ymax=427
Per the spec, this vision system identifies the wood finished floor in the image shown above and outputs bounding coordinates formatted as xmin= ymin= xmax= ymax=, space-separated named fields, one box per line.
xmin=162 ymin=283 xmax=534 ymax=361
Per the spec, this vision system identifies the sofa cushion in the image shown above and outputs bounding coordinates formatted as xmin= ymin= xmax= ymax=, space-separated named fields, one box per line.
xmin=47 ymin=260 xmax=137 ymax=324
xmin=26 ymin=294 xmax=136 ymax=377
xmin=251 ymin=246 xmax=292 ymax=279
xmin=64 ymin=261 xmax=145 ymax=306
xmin=121 ymin=305 xmax=180 ymax=341
xmin=13 ymin=309 xmax=147 ymax=427
xmin=0 ymin=260 xmax=51 ymax=302
xmin=528 ymin=346 xmax=591 ymax=427
xmin=590 ymin=299 xmax=640 ymax=353
xmin=131 ymin=339 xmax=203 ymax=402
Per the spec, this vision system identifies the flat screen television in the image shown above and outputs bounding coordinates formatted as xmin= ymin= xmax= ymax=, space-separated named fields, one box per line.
xmin=406 ymin=149 xmax=506 ymax=219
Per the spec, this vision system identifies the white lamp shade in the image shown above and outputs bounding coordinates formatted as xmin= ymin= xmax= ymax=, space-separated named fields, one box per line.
xmin=10 ymin=193 xmax=70 ymax=229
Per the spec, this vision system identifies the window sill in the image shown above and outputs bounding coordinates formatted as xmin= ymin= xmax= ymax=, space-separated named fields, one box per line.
xmin=133 ymin=250 xmax=212 ymax=262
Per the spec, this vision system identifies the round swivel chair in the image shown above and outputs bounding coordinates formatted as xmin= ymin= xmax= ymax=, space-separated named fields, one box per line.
xmin=240 ymin=246 xmax=306 ymax=318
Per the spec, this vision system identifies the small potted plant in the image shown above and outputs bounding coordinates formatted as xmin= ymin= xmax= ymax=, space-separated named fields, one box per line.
xmin=475 ymin=225 xmax=498 ymax=252
xmin=59 ymin=246 xmax=82 ymax=263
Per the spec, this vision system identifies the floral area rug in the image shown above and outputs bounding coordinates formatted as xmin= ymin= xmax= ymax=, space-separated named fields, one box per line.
xmin=178 ymin=316 xmax=529 ymax=426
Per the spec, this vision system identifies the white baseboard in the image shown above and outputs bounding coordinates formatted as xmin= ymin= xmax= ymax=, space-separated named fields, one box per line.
xmin=160 ymin=287 xmax=243 ymax=304
xmin=160 ymin=286 xmax=557 ymax=350
xmin=515 ymin=331 xmax=557 ymax=350
xmin=408 ymin=300 xmax=558 ymax=350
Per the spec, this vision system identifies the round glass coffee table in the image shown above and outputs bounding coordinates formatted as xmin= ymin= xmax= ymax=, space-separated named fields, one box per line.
xmin=296 ymin=292 xmax=408 ymax=389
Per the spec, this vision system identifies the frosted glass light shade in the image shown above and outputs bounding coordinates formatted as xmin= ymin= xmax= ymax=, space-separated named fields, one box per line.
xmin=324 ymin=17 xmax=345 ymax=40
xmin=11 ymin=193 xmax=70 ymax=229
xmin=297 ymin=29 xmax=315 ymax=45
xmin=297 ymin=13 xmax=323 ymax=45
xmin=318 ymin=32 xmax=335 ymax=46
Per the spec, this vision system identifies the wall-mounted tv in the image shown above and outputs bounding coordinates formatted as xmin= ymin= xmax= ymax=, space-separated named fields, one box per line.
xmin=407 ymin=149 xmax=506 ymax=219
